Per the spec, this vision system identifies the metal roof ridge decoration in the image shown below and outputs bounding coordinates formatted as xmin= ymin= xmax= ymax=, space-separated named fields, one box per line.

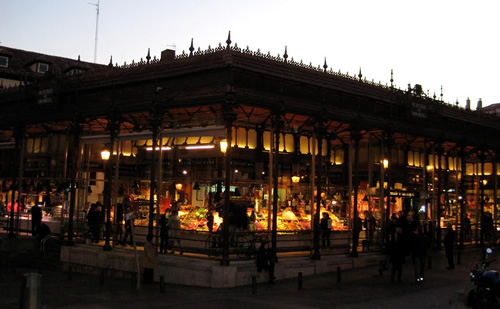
xmin=108 ymin=33 xmax=471 ymax=113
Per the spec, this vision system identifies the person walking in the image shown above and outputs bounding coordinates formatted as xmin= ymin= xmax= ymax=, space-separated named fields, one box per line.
xmin=142 ymin=234 xmax=157 ymax=284
xmin=410 ymin=226 xmax=430 ymax=283
xmin=443 ymin=221 xmax=456 ymax=270
xmin=390 ymin=227 xmax=406 ymax=283
xmin=121 ymin=218 xmax=133 ymax=246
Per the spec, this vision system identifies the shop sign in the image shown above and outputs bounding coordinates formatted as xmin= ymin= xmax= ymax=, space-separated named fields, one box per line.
xmin=411 ymin=102 xmax=427 ymax=119
xmin=390 ymin=190 xmax=419 ymax=198
xmin=37 ymin=88 xmax=54 ymax=105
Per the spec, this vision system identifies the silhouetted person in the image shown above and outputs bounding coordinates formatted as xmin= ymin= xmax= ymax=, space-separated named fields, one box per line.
xmin=256 ymin=241 xmax=270 ymax=272
xmin=31 ymin=204 xmax=42 ymax=236
xmin=206 ymin=209 xmax=214 ymax=233
xmin=320 ymin=212 xmax=332 ymax=248
xmin=444 ymin=222 xmax=456 ymax=270
xmin=364 ymin=212 xmax=376 ymax=243
xmin=121 ymin=219 xmax=132 ymax=246
xmin=463 ymin=214 xmax=471 ymax=242
xmin=483 ymin=212 xmax=494 ymax=243
xmin=390 ymin=227 xmax=405 ymax=283
xmin=86 ymin=203 xmax=100 ymax=243
xmin=159 ymin=211 xmax=169 ymax=253
xmin=114 ymin=202 xmax=124 ymax=245
xmin=410 ymin=226 xmax=430 ymax=283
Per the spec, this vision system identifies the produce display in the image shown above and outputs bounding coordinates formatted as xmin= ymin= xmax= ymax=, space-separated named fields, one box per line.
xmin=173 ymin=204 xmax=347 ymax=232
xmin=133 ymin=197 xmax=347 ymax=232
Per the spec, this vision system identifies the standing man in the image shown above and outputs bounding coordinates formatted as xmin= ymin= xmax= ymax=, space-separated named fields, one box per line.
xmin=31 ymin=203 xmax=43 ymax=236
xmin=320 ymin=212 xmax=332 ymax=248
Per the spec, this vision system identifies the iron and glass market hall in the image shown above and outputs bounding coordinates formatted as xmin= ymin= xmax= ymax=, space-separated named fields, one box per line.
xmin=1 ymin=34 xmax=500 ymax=272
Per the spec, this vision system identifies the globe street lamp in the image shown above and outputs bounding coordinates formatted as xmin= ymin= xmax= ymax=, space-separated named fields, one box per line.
xmin=101 ymin=147 xmax=112 ymax=251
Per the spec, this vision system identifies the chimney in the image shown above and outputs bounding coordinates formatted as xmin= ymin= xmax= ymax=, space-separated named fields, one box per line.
xmin=161 ymin=49 xmax=175 ymax=62
xmin=465 ymin=98 xmax=471 ymax=110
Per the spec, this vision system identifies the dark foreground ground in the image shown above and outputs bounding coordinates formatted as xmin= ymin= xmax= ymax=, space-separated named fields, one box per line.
xmin=0 ymin=241 xmax=489 ymax=309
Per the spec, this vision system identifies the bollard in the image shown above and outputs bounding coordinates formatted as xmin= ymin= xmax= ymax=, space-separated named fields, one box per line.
xmin=252 ymin=276 xmax=257 ymax=295
xmin=457 ymin=251 xmax=461 ymax=265
xmin=22 ymin=272 xmax=42 ymax=309
xmin=298 ymin=272 xmax=303 ymax=290
xmin=68 ymin=265 xmax=73 ymax=281
xmin=160 ymin=275 xmax=165 ymax=293
xmin=427 ymin=255 xmax=432 ymax=269
xmin=337 ymin=266 xmax=341 ymax=283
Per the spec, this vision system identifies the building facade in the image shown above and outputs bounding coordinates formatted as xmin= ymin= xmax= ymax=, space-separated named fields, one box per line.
xmin=1 ymin=35 xmax=500 ymax=255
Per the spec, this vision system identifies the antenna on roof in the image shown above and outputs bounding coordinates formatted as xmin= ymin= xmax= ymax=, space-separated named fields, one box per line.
xmin=89 ymin=0 xmax=100 ymax=63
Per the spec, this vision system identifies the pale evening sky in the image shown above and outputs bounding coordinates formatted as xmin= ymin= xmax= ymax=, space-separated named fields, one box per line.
xmin=1 ymin=0 xmax=499 ymax=107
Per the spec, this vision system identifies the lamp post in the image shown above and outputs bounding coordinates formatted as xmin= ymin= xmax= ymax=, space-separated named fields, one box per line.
xmin=220 ymin=137 xmax=231 ymax=266
xmin=350 ymin=131 xmax=361 ymax=258
xmin=101 ymin=147 xmax=112 ymax=251
xmin=382 ymin=158 xmax=389 ymax=245
xmin=291 ymin=175 xmax=300 ymax=206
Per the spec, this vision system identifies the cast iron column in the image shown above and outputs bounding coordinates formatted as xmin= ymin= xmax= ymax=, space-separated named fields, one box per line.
xmin=436 ymin=146 xmax=443 ymax=250
xmin=350 ymin=131 xmax=361 ymax=257
xmin=9 ymin=125 xmax=24 ymax=238
xmin=148 ymin=99 xmax=162 ymax=239
xmin=270 ymin=115 xmax=282 ymax=281
xmin=103 ymin=119 xmax=118 ymax=251
xmin=312 ymin=125 xmax=325 ymax=260
xmin=479 ymin=152 xmax=486 ymax=247
xmin=221 ymin=93 xmax=236 ymax=266
xmin=458 ymin=147 xmax=467 ymax=249
xmin=383 ymin=132 xmax=392 ymax=245
xmin=67 ymin=122 xmax=81 ymax=245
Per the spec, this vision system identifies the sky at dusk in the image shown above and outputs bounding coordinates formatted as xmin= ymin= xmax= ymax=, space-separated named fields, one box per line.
xmin=1 ymin=0 xmax=499 ymax=107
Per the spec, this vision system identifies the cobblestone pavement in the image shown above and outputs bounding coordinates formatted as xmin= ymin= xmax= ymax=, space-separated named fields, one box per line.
xmin=1 ymin=245 xmax=491 ymax=309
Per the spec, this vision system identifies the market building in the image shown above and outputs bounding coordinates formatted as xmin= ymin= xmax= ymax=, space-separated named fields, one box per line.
xmin=1 ymin=33 xmax=500 ymax=266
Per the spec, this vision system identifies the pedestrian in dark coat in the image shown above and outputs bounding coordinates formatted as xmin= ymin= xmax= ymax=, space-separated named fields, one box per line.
xmin=159 ymin=211 xmax=169 ymax=254
xmin=390 ymin=227 xmax=406 ymax=283
xmin=86 ymin=203 xmax=100 ymax=243
xmin=443 ymin=221 xmax=456 ymax=270
xmin=31 ymin=204 xmax=43 ymax=236
xmin=320 ymin=212 xmax=332 ymax=248
xmin=410 ymin=226 xmax=430 ymax=282
xmin=256 ymin=241 xmax=270 ymax=272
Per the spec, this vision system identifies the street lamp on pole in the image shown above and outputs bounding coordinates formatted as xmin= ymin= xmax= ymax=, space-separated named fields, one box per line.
xmin=220 ymin=136 xmax=231 ymax=266
xmin=101 ymin=147 xmax=112 ymax=251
